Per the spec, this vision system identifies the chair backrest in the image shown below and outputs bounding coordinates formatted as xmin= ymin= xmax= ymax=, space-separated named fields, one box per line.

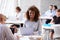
xmin=54 ymin=25 xmax=60 ymax=37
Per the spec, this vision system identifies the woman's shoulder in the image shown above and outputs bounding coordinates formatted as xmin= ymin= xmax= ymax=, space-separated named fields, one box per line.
xmin=0 ymin=24 xmax=6 ymax=27
xmin=25 ymin=20 xmax=29 ymax=22
xmin=0 ymin=24 xmax=7 ymax=30
xmin=37 ymin=19 xmax=41 ymax=22
xmin=24 ymin=20 xmax=29 ymax=24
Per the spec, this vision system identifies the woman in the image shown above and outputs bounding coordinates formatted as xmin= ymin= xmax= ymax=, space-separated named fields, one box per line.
xmin=0 ymin=14 xmax=16 ymax=40
xmin=53 ymin=5 xmax=58 ymax=16
xmin=16 ymin=7 xmax=24 ymax=21
xmin=21 ymin=5 xmax=42 ymax=35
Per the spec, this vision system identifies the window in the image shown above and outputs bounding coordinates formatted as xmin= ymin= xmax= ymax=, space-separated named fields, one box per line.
xmin=0 ymin=0 xmax=17 ymax=18
xmin=0 ymin=0 xmax=40 ymax=20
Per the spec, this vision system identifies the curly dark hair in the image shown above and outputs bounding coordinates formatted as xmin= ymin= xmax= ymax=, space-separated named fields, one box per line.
xmin=53 ymin=5 xmax=58 ymax=9
xmin=26 ymin=5 xmax=40 ymax=22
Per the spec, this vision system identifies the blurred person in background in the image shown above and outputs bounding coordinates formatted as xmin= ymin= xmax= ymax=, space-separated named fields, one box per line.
xmin=15 ymin=6 xmax=24 ymax=21
xmin=52 ymin=5 xmax=58 ymax=16
xmin=44 ymin=5 xmax=55 ymax=24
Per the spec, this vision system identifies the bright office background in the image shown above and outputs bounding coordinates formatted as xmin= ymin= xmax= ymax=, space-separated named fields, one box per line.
xmin=0 ymin=0 xmax=60 ymax=19
xmin=0 ymin=0 xmax=40 ymax=19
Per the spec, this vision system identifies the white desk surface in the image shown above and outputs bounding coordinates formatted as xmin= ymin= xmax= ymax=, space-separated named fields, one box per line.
xmin=42 ymin=27 xmax=53 ymax=30
xmin=23 ymin=36 xmax=42 ymax=38
xmin=19 ymin=36 xmax=42 ymax=40
xmin=5 ymin=20 xmax=24 ymax=24
xmin=42 ymin=24 xmax=60 ymax=30
xmin=40 ymin=16 xmax=52 ymax=19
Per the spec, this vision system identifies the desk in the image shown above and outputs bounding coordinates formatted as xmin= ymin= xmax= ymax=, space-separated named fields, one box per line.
xmin=20 ymin=36 xmax=42 ymax=40
xmin=40 ymin=16 xmax=52 ymax=20
xmin=40 ymin=16 xmax=53 ymax=24
xmin=43 ymin=24 xmax=60 ymax=40
xmin=42 ymin=25 xmax=54 ymax=40
xmin=5 ymin=20 xmax=24 ymax=24
xmin=5 ymin=20 xmax=24 ymax=27
xmin=14 ymin=33 xmax=43 ymax=40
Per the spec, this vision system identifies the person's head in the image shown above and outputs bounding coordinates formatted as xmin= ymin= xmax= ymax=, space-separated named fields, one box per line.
xmin=53 ymin=5 xmax=58 ymax=10
xmin=56 ymin=9 xmax=60 ymax=17
xmin=16 ymin=7 xmax=21 ymax=13
xmin=49 ymin=5 xmax=53 ymax=10
xmin=26 ymin=5 xmax=40 ymax=22
xmin=0 ymin=14 xmax=6 ymax=24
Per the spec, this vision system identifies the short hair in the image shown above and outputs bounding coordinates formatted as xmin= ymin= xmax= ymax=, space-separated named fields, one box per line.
xmin=56 ymin=9 xmax=60 ymax=12
xmin=26 ymin=5 xmax=40 ymax=22
xmin=50 ymin=5 xmax=53 ymax=7
xmin=16 ymin=7 xmax=21 ymax=12
xmin=0 ymin=14 xmax=6 ymax=22
xmin=53 ymin=5 xmax=58 ymax=9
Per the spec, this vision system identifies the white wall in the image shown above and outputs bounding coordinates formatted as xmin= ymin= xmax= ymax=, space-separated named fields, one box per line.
xmin=18 ymin=0 xmax=60 ymax=15
xmin=0 ymin=0 xmax=17 ymax=17
xmin=40 ymin=0 xmax=60 ymax=14
xmin=18 ymin=0 xmax=41 ymax=13
xmin=0 ymin=0 xmax=60 ymax=17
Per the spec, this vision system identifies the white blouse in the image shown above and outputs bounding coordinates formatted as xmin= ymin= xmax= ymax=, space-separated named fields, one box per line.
xmin=0 ymin=24 xmax=16 ymax=40
xmin=44 ymin=10 xmax=54 ymax=17
xmin=16 ymin=13 xmax=24 ymax=21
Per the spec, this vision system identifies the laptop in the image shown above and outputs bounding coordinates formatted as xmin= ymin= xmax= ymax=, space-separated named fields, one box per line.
xmin=20 ymin=27 xmax=34 ymax=36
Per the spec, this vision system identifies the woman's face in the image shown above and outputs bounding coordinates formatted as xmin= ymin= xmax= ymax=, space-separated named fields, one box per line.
xmin=16 ymin=9 xmax=20 ymax=13
xmin=29 ymin=10 xmax=35 ymax=19
xmin=53 ymin=6 xmax=55 ymax=10
xmin=53 ymin=7 xmax=56 ymax=10
xmin=49 ymin=6 xmax=53 ymax=10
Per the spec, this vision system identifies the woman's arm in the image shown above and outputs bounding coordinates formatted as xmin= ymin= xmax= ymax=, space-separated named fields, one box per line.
xmin=50 ymin=19 xmax=54 ymax=24
xmin=37 ymin=20 xmax=42 ymax=35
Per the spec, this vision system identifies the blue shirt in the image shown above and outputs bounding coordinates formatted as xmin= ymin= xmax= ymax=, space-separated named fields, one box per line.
xmin=44 ymin=10 xmax=56 ymax=17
